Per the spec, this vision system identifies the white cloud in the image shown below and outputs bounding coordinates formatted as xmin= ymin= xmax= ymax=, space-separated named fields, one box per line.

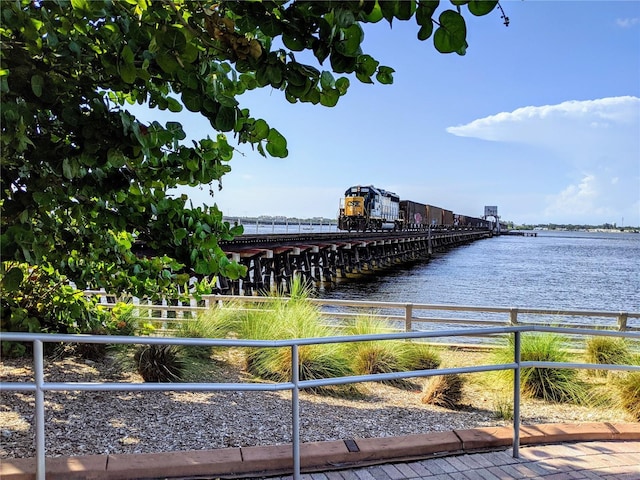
xmin=544 ymin=175 xmax=602 ymax=218
xmin=616 ymin=17 xmax=640 ymax=28
xmin=446 ymin=97 xmax=640 ymax=225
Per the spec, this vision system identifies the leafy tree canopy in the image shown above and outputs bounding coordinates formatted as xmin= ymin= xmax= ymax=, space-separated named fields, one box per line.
xmin=1 ymin=0 xmax=503 ymax=299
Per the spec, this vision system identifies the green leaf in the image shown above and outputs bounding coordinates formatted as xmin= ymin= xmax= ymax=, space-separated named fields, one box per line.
xmin=166 ymin=97 xmax=183 ymax=113
xmin=468 ymin=0 xmax=498 ymax=16
xmin=335 ymin=24 xmax=364 ymax=57
xmin=173 ymin=228 xmax=188 ymax=243
xmin=418 ymin=23 xmax=434 ymax=41
xmin=416 ymin=1 xmax=439 ymax=26
xmin=330 ymin=52 xmax=357 ymax=73
xmin=121 ymin=44 xmax=134 ymax=63
xmin=380 ymin=1 xmax=398 ymax=24
xmin=166 ymin=122 xmax=186 ymax=140
xmin=30 ymin=74 xmax=44 ymax=97
xmin=181 ymin=89 xmax=201 ymax=112
xmin=320 ymin=71 xmax=335 ymax=90
xmin=266 ymin=128 xmax=288 ymax=158
xmin=62 ymin=158 xmax=77 ymax=179
xmin=107 ymin=148 xmax=127 ymax=168
xmin=215 ymin=106 xmax=236 ymax=132
xmin=71 ymin=0 xmax=91 ymax=12
xmin=1 ymin=267 xmax=24 ymax=293
xmin=156 ymin=51 xmax=179 ymax=74
xmin=320 ymin=88 xmax=339 ymax=106
xmin=119 ymin=62 xmax=136 ymax=84
xmin=356 ymin=54 xmax=379 ymax=78
xmin=334 ymin=8 xmax=356 ymax=28
xmin=361 ymin=2 xmax=383 ymax=22
xmin=335 ymin=77 xmax=350 ymax=95
xmin=395 ymin=1 xmax=416 ymax=21
xmin=161 ymin=28 xmax=186 ymax=52
xmin=282 ymin=32 xmax=305 ymax=51
xmin=251 ymin=119 xmax=269 ymax=141
xmin=375 ymin=66 xmax=395 ymax=85
xmin=434 ymin=10 xmax=467 ymax=53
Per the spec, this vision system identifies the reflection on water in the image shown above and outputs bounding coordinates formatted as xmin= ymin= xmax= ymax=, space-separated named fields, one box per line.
xmin=317 ymin=231 xmax=640 ymax=331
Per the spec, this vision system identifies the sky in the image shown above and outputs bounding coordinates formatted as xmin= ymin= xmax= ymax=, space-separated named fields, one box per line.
xmin=134 ymin=1 xmax=640 ymax=226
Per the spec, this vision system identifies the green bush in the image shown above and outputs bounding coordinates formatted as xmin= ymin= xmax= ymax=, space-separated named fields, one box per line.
xmin=341 ymin=316 xmax=440 ymax=388
xmin=401 ymin=342 xmax=442 ymax=371
xmin=1 ymin=263 xmax=108 ymax=335
xmin=616 ymin=372 xmax=640 ymax=421
xmin=342 ymin=316 xmax=403 ymax=379
xmin=134 ymin=344 xmax=185 ymax=382
xmin=239 ymin=283 xmax=357 ymax=396
xmin=494 ymin=332 xmax=588 ymax=404
xmin=176 ymin=303 xmax=240 ymax=359
xmin=585 ymin=336 xmax=630 ymax=376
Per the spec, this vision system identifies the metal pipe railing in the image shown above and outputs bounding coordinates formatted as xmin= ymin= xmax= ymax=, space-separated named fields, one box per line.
xmin=86 ymin=293 xmax=640 ymax=338
xmin=1 ymin=325 xmax=639 ymax=480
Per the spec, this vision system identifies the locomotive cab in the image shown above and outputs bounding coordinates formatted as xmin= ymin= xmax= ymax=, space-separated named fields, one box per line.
xmin=338 ymin=185 xmax=401 ymax=231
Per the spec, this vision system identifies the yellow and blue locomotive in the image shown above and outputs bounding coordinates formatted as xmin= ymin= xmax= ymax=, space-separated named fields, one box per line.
xmin=338 ymin=185 xmax=494 ymax=232
xmin=338 ymin=185 xmax=401 ymax=231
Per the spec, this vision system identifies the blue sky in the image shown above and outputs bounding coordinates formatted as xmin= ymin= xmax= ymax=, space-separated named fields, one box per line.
xmin=136 ymin=1 xmax=640 ymax=226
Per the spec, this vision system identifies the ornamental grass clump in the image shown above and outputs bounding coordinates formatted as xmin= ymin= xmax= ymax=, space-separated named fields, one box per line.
xmin=585 ymin=336 xmax=630 ymax=376
xmin=239 ymin=278 xmax=357 ymax=397
xmin=342 ymin=316 xmax=404 ymax=384
xmin=421 ymin=373 xmax=465 ymax=409
xmin=341 ymin=316 xmax=441 ymax=388
xmin=176 ymin=302 xmax=242 ymax=359
xmin=134 ymin=344 xmax=185 ymax=382
xmin=616 ymin=371 xmax=640 ymax=421
xmin=494 ymin=332 xmax=588 ymax=404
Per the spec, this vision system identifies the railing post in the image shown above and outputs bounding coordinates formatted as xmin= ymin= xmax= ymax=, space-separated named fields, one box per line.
xmin=510 ymin=308 xmax=519 ymax=325
xmin=34 ymin=339 xmax=46 ymax=480
xmin=512 ymin=330 xmax=521 ymax=459
xmin=291 ymin=345 xmax=301 ymax=480
xmin=405 ymin=304 xmax=413 ymax=332
xmin=617 ymin=312 xmax=628 ymax=331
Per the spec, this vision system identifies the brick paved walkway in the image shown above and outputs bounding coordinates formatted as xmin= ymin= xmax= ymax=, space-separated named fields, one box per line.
xmin=2 ymin=424 xmax=639 ymax=479
xmin=259 ymin=441 xmax=640 ymax=480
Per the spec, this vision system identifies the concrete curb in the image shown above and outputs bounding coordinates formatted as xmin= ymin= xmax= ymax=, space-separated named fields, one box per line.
xmin=2 ymin=422 xmax=639 ymax=480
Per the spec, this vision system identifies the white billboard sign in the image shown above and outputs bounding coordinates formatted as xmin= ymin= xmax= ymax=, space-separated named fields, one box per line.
xmin=484 ymin=206 xmax=498 ymax=217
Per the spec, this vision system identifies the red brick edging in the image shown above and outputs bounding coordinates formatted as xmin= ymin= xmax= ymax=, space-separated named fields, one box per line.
xmin=2 ymin=422 xmax=639 ymax=480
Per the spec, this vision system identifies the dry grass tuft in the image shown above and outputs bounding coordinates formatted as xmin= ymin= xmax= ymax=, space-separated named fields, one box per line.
xmin=421 ymin=373 xmax=465 ymax=409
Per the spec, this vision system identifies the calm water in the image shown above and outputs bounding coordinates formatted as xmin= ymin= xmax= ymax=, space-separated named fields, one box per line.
xmin=316 ymin=231 xmax=640 ymax=326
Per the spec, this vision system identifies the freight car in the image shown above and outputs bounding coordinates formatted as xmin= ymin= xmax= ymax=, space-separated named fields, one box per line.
xmin=338 ymin=185 xmax=492 ymax=232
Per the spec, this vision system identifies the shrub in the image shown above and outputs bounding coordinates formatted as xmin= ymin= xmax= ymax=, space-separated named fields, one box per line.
xmin=616 ymin=372 xmax=640 ymax=421
xmin=239 ymin=285 xmax=357 ymax=396
xmin=176 ymin=304 xmax=240 ymax=359
xmin=134 ymin=344 xmax=185 ymax=382
xmin=494 ymin=333 xmax=588 ymax=404
xmin=73 ymin=303 xmax=139 ymax=360
xmin=585 ymin=336 xmax=630 ymax=376
xmin=401 ymin=342 xmax=442 ymax=371
xmin=421 ymin=374 xmax=465 ymax=409
xmin=342 ymin=316 xmax=404 ymax=384
xmin=341 ymin=316 xmax=440 ymax=388
xmin=1 ymin=263 xmax=108 ymax=336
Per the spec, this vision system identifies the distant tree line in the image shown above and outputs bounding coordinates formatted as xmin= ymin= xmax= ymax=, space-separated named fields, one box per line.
xmin=224 ymin=215 xmax=338 ymax=225
xmin=514 ymin=224 xmax=639 ymax=232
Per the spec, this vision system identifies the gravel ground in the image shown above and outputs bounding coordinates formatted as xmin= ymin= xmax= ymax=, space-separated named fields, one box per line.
xmin=0 ymin=348 xmax=634 ymax=459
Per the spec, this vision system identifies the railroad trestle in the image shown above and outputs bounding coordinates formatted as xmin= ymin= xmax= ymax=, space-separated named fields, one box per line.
xmin=218 ymin=230 xmax=491 ymax=295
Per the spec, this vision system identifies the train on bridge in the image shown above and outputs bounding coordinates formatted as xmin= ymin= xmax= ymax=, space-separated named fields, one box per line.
xmin=338 ymin=185 xmax=493 ymax=232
